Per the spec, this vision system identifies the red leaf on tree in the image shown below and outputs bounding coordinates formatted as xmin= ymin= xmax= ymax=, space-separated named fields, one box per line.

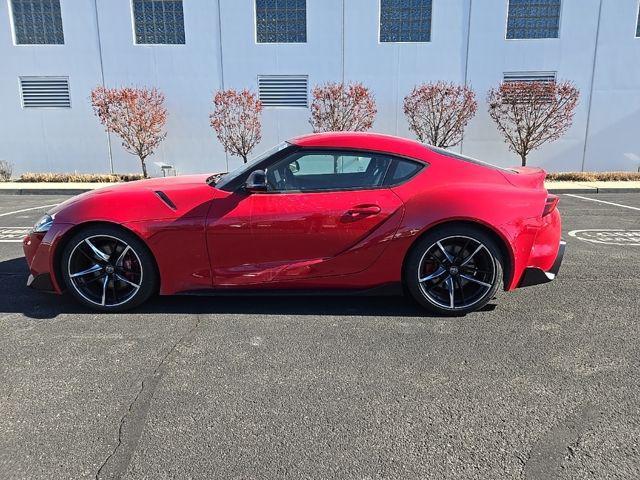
xmin=209 ymin=89 xmax=263 ymax=164
xmin=91 ymin=86 xmax=167 ymax=178
xmin=309 ymin=82 xmax=377 ymax=133
xmin=403 ymin=81 xmax=477 ymax=148
xmin=487 ymin=80 xmax=579 ymax=166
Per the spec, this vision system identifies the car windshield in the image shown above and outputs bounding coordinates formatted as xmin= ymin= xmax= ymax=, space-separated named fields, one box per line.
xmin=210 ymin=142 xmax=290 ymax=188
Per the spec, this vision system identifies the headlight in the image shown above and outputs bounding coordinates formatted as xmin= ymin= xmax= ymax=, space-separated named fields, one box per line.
xmin=32 ymin=214 xmax=54 ymax=233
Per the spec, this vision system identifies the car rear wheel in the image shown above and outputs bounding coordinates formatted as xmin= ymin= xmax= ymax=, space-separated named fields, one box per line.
xmin=61 ymin=225 xmax=157 ymax=312
xmin=404 ymin=226 xmax=503 ymax=315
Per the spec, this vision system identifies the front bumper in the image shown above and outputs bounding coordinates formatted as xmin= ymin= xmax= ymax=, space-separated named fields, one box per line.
xmin=27 ymin=272 xmax=56 ymax=292
xmin=517 ymin=240 xmax=566 ymax=288
xmin=23 ymin=224 xmax=71 ymax=295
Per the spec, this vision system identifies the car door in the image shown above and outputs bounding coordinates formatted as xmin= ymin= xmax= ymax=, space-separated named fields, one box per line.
xmin=208 ymin=150 xmax=405 ymax=286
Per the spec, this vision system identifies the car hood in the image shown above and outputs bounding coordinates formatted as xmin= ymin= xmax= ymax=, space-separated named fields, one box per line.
xmin=50 ymin=174 xmax=221 ymax=224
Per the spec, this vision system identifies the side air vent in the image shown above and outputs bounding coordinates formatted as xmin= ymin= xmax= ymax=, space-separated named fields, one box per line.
xmin=154 ymin=190 xmax=176 ymax=210
xmin=20 ymin=76 xmax=71 ymax=108
xmin=258 ymin=75 xmax=308 ymax=107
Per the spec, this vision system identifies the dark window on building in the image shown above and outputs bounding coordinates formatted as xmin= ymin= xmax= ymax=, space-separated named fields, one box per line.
xmin=11 ymin=0 xmax=64 ymax=45
xmin=506 ymin=0 xmax=561 ymax=39
xmin=636 ymin=4 xmax=640 ymax=37
xmin=133 ymin=0 xmax=185 ymax=44
xmin=380 ymin=0 xmax=432 ymax=43
xmin=256 ymin=0 xmax=306 ymax=43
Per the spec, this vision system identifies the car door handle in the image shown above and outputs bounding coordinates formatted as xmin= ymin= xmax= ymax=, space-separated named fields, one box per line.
xmin=346 ymin=205 xmax=382 ymax=217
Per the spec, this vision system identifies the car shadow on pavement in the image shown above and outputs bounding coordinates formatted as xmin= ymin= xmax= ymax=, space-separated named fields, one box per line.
xmin=0 ymin=257 xmax=496 ymax=319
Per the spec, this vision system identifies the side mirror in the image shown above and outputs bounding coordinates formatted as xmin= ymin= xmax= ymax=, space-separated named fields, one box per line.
xmin=244 ymin=170 xmax=268 ymax=193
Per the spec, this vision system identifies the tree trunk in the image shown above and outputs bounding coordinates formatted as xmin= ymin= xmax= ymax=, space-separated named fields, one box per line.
xmin=140 ymin=158 xmax=148 ymax=178
xmin=520 ymin=153 xmax=527 ymax=167
xmin=242 ymin=154 xmax=248 ymax=164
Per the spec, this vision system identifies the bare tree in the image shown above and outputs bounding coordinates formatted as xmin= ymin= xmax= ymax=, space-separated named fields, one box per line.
xmin=91 ymin=86 xmax=167 ymax=178
xmin=403 ymin=82 xmax=477 ymax=148
xmin=310 ymin=82 xmax=377 ymax=132
xmin=0 ymin=160 xmax=13 ymax=181
xmin=487 ymin=80 xmax=580 ymax=166
xmin=210 ymin=89 xmax=263 ymax=164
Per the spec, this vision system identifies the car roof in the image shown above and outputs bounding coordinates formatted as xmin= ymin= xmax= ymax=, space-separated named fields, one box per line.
xmin=289 ymin=132 xmax=433 ymax=163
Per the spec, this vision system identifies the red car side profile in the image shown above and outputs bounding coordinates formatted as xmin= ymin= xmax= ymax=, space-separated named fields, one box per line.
xmin=23 ymin=132 xmax=564 ymax=315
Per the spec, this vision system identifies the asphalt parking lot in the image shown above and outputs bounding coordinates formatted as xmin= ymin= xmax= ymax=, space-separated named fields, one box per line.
xmin=0 ymin=193 xmax=639 ymax=480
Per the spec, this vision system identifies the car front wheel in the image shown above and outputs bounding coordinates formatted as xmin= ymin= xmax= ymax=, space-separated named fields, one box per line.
xmin=61 ymin=225 xmax=157 ymax=312
xmin=405 ymin=226 xmax=503 ymax=315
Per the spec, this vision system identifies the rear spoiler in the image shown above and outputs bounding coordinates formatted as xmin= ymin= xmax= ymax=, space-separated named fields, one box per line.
xmin=501 ymin=166 xmax=546 ymax=190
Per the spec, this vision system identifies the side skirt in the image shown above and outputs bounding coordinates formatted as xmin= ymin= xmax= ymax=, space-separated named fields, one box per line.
xmin=174 ymin=282 xmax=404 ymax=298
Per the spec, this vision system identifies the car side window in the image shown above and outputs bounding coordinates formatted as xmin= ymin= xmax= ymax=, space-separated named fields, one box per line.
xmin=266 ymin=151 xmax=392 ymax=192
xmin=385 ymin=158 xmax=423 ymax=185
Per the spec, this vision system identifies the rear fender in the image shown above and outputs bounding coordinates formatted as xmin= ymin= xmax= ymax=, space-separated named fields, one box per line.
xmin=393 ymin=182 xmax=547 ymax=290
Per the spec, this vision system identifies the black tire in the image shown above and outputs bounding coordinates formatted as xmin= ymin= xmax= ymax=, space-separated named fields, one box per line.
xmin=404 ymin=225 xmax=504 ymax=315
xmin=60 ymin=224 xmax=157 ymax=312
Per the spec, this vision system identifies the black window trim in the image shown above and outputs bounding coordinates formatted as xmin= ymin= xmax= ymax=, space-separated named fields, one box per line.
xmin=225 ymin=146 xmax=427 ymax=194
xmin=300 ymin=147 xmax=428 ymax=187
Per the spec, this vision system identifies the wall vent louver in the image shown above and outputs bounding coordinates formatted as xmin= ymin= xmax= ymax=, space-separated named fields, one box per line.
xmin=503 ymin=72 xmax=556 ymax=84
xmin=258 ymin=75 xmax=308 ymax=107
xmin=20 ymin=77 xmax=70 ymax=108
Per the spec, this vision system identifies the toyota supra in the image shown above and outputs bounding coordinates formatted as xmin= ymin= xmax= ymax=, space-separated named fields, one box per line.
xmin=23 ymin=132 xmax=564 ymax=315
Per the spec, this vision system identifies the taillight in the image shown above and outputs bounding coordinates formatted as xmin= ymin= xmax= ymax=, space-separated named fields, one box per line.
xmin=542 ymin=194 xmax=559 ymax=217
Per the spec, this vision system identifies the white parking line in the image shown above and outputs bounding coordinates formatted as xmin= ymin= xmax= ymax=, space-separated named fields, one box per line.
xmin=0 ymin=204 xmax=58 ymax=217
xmin=0 ymin=227 xmax=31 ymax=243
xmin=565 ymin=194 xmax=640 ymax=212
xmin=568 ymin=229 xmax=640 ymax=246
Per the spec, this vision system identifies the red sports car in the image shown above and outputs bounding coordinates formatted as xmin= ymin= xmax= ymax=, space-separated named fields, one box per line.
xmin=23 ymin=132 xmax=564 ymax=315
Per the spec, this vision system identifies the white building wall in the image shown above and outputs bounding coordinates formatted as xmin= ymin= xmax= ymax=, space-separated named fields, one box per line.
xmin=344 ymin=0 xmax=470 ymax=139
xmin=462 ymin=0 xmax=601 ymax=171
xmin=95 ymin=0 xmax=225 ymax=174
xmin=1 ymin=0 xmax=639 ymax=176
xmin=219 ymin=0 xmax=343 ymax=173
xmin=582 ymin=0 xmax=640 ymax=172
xmin=0 ymin=0 xmax=109 ymax=174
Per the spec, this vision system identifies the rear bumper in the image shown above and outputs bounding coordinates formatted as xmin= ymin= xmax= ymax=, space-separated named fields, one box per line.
xmin=517 ymin=240 xmax=566 ymax=288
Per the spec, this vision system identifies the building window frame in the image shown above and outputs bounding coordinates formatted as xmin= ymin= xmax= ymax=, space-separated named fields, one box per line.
xmin=8 ymin=0 xmax=65 ymax=46
xmin=130 ymin=0 xmax=186 ymax=46
xmin=378 ymin=0 xmax=433 ymax=44
xmin=254 ymin=0 xmax=307 ymax=44
xmin=504 ymin=0 xmax=563 ymax=41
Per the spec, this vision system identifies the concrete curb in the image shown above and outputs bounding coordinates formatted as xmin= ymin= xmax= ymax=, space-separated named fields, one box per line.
xmin=0 ymin=183 xmax=110 ymax=195
xmin=0 ymin=188 xmax=95 ymax=195
xmin=546 ymin=188 xmax=598 ymax=194
xmin=546 ymin=186 xmax=640 ymax=194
